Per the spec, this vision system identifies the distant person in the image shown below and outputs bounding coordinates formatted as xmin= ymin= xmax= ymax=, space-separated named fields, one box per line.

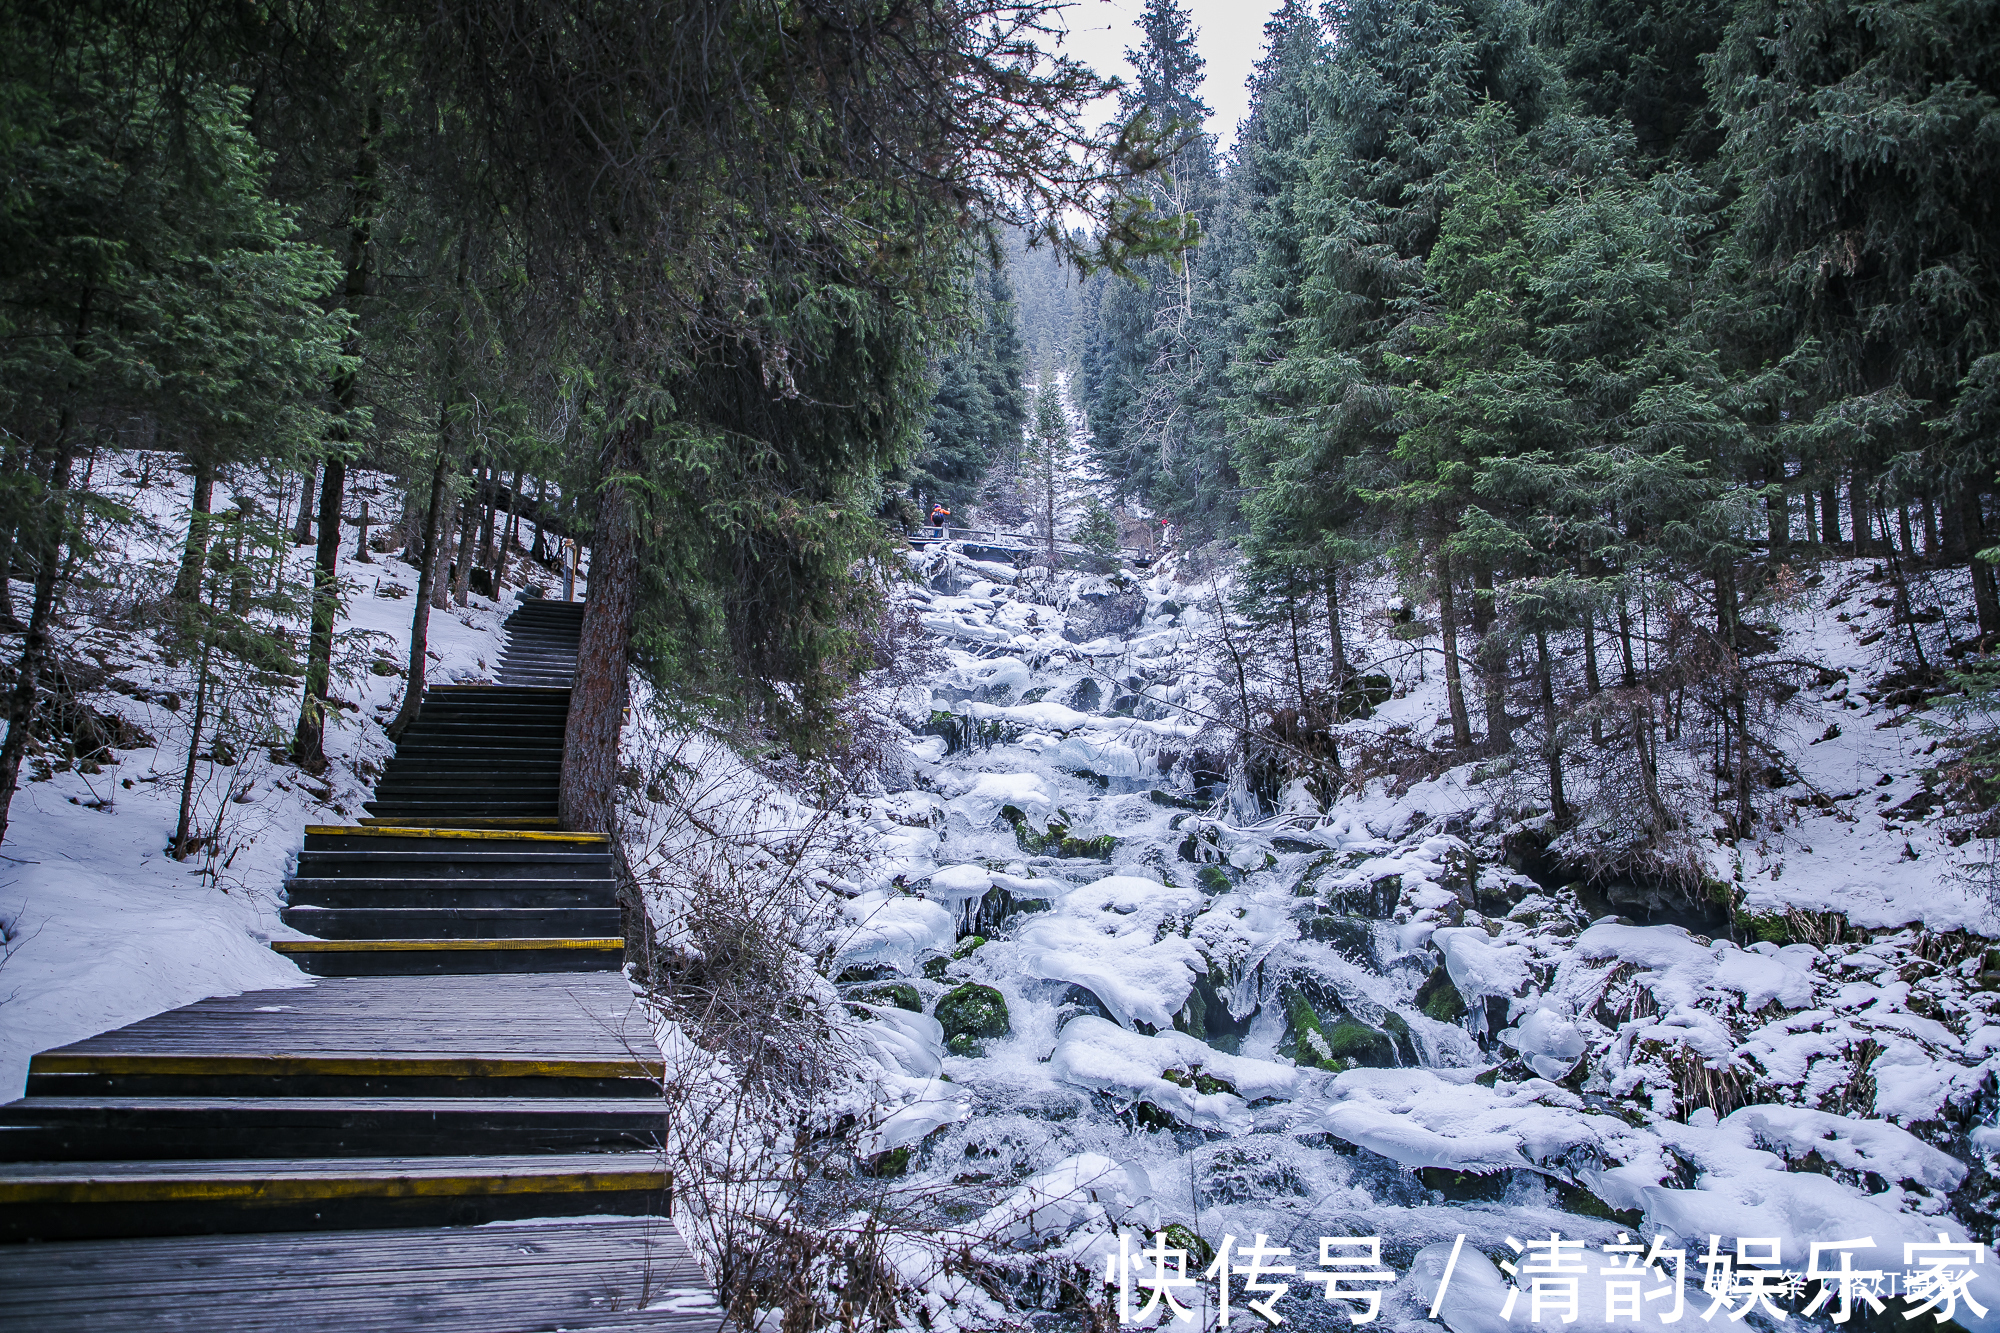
xmin=929 ymin=504 xmax=952 ymax=538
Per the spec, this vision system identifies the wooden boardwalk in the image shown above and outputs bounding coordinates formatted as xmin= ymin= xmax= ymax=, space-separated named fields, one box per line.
xmin=0 ymin=1218 xmax=716 ymax=1331
xmin=0 ymin=603 xmax=721 ymax=1330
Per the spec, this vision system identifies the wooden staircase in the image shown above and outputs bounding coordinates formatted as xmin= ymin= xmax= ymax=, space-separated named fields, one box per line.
xmin=0 ymin=599 xmax=714 ymax=1331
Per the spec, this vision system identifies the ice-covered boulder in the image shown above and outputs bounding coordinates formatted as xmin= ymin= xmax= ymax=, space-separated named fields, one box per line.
xmin=1049 ymin=1015 xmax=1298 ymax=1132
xmin=1015 ymin=876 xmax=1207 ymax=1030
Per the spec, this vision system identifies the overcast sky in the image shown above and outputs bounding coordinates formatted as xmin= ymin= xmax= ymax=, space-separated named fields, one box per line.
xmin=1052 ymin=0 xmax=1272 ymax=152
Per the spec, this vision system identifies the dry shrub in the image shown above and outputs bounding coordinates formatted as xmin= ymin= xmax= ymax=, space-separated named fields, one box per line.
xmin=617 ymin=710 xmax=1024 ymax=1332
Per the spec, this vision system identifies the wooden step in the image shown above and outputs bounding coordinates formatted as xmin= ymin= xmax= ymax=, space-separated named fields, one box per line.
xmin=284 ymin=879 xmax=617 ymax=909
xmin=0 ymin=1153 xmax=669 ymax=1239
xmin=0 ymin=1218 xmax=719 ymax=1331
xmin=0 ymin=1097 xmax=664 ymax=1162
xmin=303 ymin=826 xmax=608 ymax=844
xmin=271 ymin=938 xmax=624 ymax=975
xmin=26 ymin=974 xmax=660 ymax=1097
xmin=353 ymin=815 xmax=563 ymax=830
xmin=279 ymin=906 xmax=623 ymax=939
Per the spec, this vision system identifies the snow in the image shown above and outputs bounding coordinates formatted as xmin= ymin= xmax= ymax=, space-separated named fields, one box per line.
xmin=834 ymin=891 xmax=957 ymax=970
xmin=944 ymin=772 xmax=1058 ymax=833
xmin=1047 ymin=1015 xmax=1298 ymax=1132
xmin=1011 ymin=875 xmax=1207 ymax=1030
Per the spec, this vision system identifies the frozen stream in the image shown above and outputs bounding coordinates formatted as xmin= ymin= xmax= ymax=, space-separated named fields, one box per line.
xmin=822 ymin=546 xmax=1995 ymax=1332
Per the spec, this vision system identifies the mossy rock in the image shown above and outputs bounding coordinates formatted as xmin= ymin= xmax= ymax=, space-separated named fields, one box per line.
xmin=1418 ymin=1165 xmax=1506 ymax=1202
xmin=1197 ymin=864 xmax=1235 ymax=895
xmin=1148 ymin=788 xmax=1205 ymax=810
xmin=936 ymin=982 xmax=1010 ymax=1056
xmin=1161 ymin=1065 xmax=1235 ymax=1096
xmin=856 ymin=982 xmax=922 ymax=1013
xmin=921 ymin=954 xmax=950 ymax=981
xmin=953 ymin=934 xmax=985 ymax=959
xmin=1302 ymin=915 xmax=1378 ymax=973
xmin=1322 ymin=1020 xmax=1397 ymax=1068
xmin=1739 ymin=911 xmax=1791 ymax=945
xmin=836 ymin=965 xmax=900 ymax=986
xmin=1021 ymin=686 xmax=1053 ymax=704
xmin=1008 ymin=811 xmax=1116 ymax=859
xmin=1163 ymin=1222 xmax=1212 ymax=1267
xmin=1415 ymin=963 xmax=1467 ymax=1023
xmin=1382 ymin=1010 xmax=1419 ymax=1065
xmin=1558 ymin=1182 xmax=1642 ymax=1229
xmin=862 ymin=1146 xmax=911 ymax=1178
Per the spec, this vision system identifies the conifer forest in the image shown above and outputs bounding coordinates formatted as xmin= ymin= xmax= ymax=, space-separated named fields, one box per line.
xmin=6 ymin=0 xmax=2000 ymax=1330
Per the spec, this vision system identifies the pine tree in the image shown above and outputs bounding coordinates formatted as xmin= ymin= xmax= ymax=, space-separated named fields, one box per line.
xmin=1023 ymin=382 xmax=1080 ymax=568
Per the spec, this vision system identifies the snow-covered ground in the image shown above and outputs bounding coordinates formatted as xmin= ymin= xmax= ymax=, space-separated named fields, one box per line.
xmin=0 ymin=457 xmax=570 ymax=1096
xmin=812 ymin=539 xmax=2000 ymax=1331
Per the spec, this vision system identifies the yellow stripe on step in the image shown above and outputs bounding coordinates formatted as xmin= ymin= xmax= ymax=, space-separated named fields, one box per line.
xmin=270 ymin=938 xmax=622 ymax=952
xmin=305 ymin=825 xmax=608 ymax=842
xmin=0 ymin=1169 xmax=668 ymax=1206
xmin=28 ymin=1054 xmax=662 ymax=1078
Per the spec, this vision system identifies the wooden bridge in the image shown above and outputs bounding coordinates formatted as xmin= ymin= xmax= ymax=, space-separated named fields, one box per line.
xmin=0 ymin=600 xmax=718 ymax=1331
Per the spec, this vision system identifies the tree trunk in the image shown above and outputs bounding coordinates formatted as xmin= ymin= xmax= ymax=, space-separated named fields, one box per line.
xmin=477 ymin=465 xmax=497 ymax=568
xmin=353 ymin=498 xmax=372 ymax=562
xmin=559 ymin=427 xmax=645 ymax=833
xmin=388 ymin=445 xmax=452 ymax=741
xmin=1962 ymin=491 xmax=2000 ymax=637
xmin=451 ymin=470 xmax=477 ymax=605
xmin=1470 ymin=561 xmax=1507 ymax=752
xmin=173 ymin=626 xmax=216 ymax=859
xmin=0 ymin=448 xmax=25 ymax=628
xmin=1436 ymin=546 xmax=1472 ymax=749
xmin=0 ymin=435 xmax=79 ymax=844
xmin=292 ymin=99 xmax=376 ymax=770
xmin=1849 ymin=472 xmax=1871 ymax=556
xmin=1766 ymin=465 xmax=1788 ymax=555
xmin=1583 ymin=617 xmax=1603 ymax=745
xmin=1616 ymin=590 xmax=1639 ymax=688
xmin=495 ymin=469 xmax=521 ymax=593
xmin=229 ymin=507 xmax=253 ymax=616
xmin=1820 ymin=485 xmax=1841 ymax=548
xmin=430 ymin=497 xmax=454 ymax=611
xmin=531 ymin=476 xmax=549 ymax=563
xmin=291 ymin=458 xmax=346 ymax=771
xmin=172 ymin=458 xmax=216 ymax=603
xmin=1922 ymin=494 xmax=1940 ymax=557
xmin=1324 ymin=569 xmax=1348 ymax=685
xmin=1535 ymin=629 xmax=1568 ymax=824
xmin=294 ymin=463 xmax=316 ymax=544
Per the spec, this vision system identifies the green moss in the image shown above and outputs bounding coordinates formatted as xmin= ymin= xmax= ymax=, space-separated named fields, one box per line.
xmin=936 ymin=982 xmax=1010 ymax=1056
xmin=1005 ymin=807 xmax=1115 ymax=859
xmin=1739 ymin=912 xmax=1791 ymax=946
xmin=1197 ymin=864 xmax=1234 ymax=894
xmin=1418 ymin=1166 xmax=1506 ymax=1201
xmin=1323 ymin=1020 xmax=1396 ymax=1068
xmin=953 ymin=935 xmax=986 ymax=959
xmin=1558 ymin=1182 xmax=1643 ymax=1230
xmin=863 ymin=1146 xmax=911 ymax=1177
xmin=1415 ymin=964 xmax=1467 ymax=1023
xmin=922 ymin=954 xmax=950 ymax=981
xmin=1163 ymin=1223 xmax=1212 ymax=1267
xmin=1285 ymin=990 xmax=1336 ymax=1069
xmin=855 ymin=982 xmax=922 ymax=1012
xmin=1160 ymin=1066 xmax=1236 ymax=1096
